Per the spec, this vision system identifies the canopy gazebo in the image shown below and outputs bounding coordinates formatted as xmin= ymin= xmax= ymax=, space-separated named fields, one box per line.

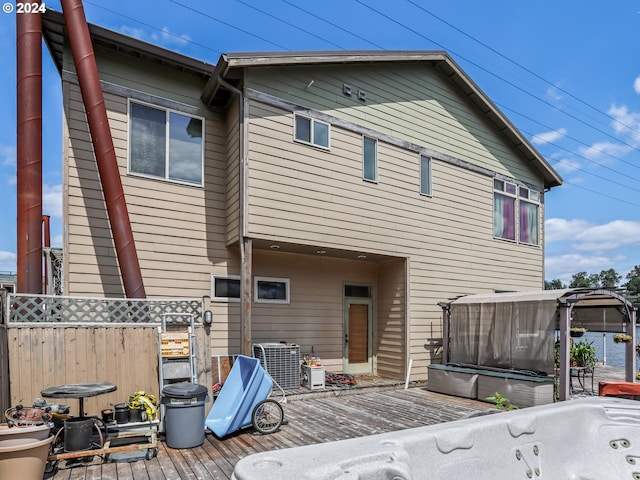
xmin=439 ymin=288 xmax=638 ymax=402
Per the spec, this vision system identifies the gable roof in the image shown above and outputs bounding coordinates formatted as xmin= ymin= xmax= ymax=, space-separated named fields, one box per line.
xmin=42 ymin=9 xmax=562 ymax=189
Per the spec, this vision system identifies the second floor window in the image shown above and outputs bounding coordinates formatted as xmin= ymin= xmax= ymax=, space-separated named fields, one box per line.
xmin=129 ymin=101 xmax=204 ymax=185
xmin=294 ymin=114 xmax=330 ymax=149
xmin=363 ymin=136 xmax=377 ymax=182
xmin=493 ymin=179 xmax=540 ymax=245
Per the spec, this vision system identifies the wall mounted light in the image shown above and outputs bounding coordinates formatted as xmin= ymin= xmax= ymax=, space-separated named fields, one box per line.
xmin=203 ymin=310 xmax=213 ymax=325
xmin=270 ymin=245 xmax=280 ymax=250
xmin=316 ymin=250 xmax=327 ymax=255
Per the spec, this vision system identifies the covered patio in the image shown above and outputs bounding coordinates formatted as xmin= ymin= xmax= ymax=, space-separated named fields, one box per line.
xmin=439 ymin=288 xmax=638 ymax=402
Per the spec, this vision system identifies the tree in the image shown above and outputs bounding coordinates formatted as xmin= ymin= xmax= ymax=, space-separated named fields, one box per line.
xmin=625 ymin=266 xmax=640 ymax=297
xmin=545 ymin=279 xmax=565 ymax=290
xmin=569 ymin=271 xmax=598 ymax=288
xmin=598 ymin=268 xmax=621 ymax=288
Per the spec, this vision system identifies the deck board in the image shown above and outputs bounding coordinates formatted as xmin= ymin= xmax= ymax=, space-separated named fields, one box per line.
xmin=45 ymin=386 xmax=496 ymax=480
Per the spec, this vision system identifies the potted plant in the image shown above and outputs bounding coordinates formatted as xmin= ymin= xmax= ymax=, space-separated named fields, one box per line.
xmin=570 ymin=339 xmax=596 ymax=368
xmin=613 ymin=333 xmax=632 ymax=344
xmin=570 ymin=327 xmax=587 ymax=338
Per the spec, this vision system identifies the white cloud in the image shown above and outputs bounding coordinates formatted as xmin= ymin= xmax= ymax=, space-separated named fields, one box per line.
xmin=634 ymin=75 xmax=640 ymax=95
xmin=1 ymin=144 xmax=16 ymax=167
xmin=572 ymin=220 xmax=640 ymax=252
xmin=43 ymin=184 xmax=62 ymax=219
xmin=118 ymin=25 xmax=191 ymax=49
xmin=552 ymin=158 xmax=581 ymax=174
xmin=0 ymin=251 xmax=16 ymax=273
xmin=607 ymin=104 xmax=640 ymax=145
xmin=531 ymin=128 xmax=567 ymax=146
xmin=546 ymin=217 xmax=640 ymax=255
xmin=545 ymin=218 xmax=593 ymax=243
xmin=545 ymin=85 xmax=563 ymax=102
xmin=545 ymin=252 xmax=627 ymax=283
xmin=578 ymin=140 xmax=631 ymax=161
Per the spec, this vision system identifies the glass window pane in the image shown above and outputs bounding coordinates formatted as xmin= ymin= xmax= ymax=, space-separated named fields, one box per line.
xmin=130 ymin=103 xmax=166 ymax=178
xmin=505 ymin=183 xmax=517 ymax=195
xmin=363 ymin=137 xmax=376 ymax=181
xmin=494 ymin=192 xmax=516 ymax=240
xmin=295 ymin=116 xmax=311 ymax=143
xmin=168 ymin=113 xmax=203 ymax=184
xmin=344 ymin=285 xmax=371 ymax=298
xmin=214 ymin=277 xmax=240 ymax=298
xmin=420 ymin=156 xmax=431 ymax=195
xmin=520 ymin=201 xmax=539 ymax=244
xmin=493 ymin=179 xmax=504 ymax=190
xmin=313 ymin=121 xmax=329 ymax=147
xmin=257 ymin=280 xmax=287 ymax=300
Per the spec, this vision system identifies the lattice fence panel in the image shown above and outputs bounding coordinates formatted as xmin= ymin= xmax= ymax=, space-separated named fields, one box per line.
xmin=9 ymin=294 xmax=202 ymax=324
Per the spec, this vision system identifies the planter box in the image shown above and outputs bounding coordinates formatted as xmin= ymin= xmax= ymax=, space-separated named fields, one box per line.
xmin=477 ymin=370 xmax=554 ymax=408
xmin=427 ymin=364 xmax=479 ymax=399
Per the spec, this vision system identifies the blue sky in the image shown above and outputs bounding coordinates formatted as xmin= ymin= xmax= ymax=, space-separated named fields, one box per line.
xmin=1 ymin=1 xmax=639 ymax=286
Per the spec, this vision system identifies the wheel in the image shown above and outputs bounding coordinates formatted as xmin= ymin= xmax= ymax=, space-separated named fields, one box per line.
xmin=251 ymin=399 xmax=283 ymax=434
xmin=145 ymin=448 xmax=157 ymax=460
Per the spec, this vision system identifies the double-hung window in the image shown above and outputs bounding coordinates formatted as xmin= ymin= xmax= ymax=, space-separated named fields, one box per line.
xmin=493 ymin=179 xmax=540 ymax=245
xmin=294 ymin=114 xmax=330 ymax=149
xmin=519 ymin=187 xmax=540 ymax=245
xmin=363 ymin=136 xmax=377 ymax=182
xmin=129 ymin=101 xmax=204 ymax=185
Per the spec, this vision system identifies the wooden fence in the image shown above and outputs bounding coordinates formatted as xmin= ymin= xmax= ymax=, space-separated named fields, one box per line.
xmin=3 ymin=293 xmax=212 ymax=416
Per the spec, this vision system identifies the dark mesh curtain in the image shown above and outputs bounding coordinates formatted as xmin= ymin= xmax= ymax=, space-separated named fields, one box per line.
xmin=449 ymin=297 xmax=558 ymax=374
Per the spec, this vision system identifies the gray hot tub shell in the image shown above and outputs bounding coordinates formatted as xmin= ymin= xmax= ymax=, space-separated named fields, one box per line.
xmin=232 ymin=397 xmax=640 ymax=479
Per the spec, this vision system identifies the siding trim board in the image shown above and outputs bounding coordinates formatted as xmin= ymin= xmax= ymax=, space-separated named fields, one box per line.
xmin=245 ymin=88 xmax=540 ymax=191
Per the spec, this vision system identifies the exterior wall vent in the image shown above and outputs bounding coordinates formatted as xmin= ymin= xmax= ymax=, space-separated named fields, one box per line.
xmin=358 ymin=90 xmax=366 ymax=101
xmin=343 ymin=84 xmax=352 ymax=96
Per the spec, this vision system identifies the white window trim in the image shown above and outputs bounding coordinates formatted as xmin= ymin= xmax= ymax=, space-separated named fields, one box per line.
xmin=363 ymin=136 xmax=378 ymax=183
xmin=211 ymin=274 xmax=241 ymax=302
xmin=420 ymin=155 xmax=432 ymax=196
xmin=254 ymin=276 xmax=290 ymax=304
xmin=293 ymin=114 xmax=331 ymax=150
xmin=128 ymin=98 xmax=205 ymax=187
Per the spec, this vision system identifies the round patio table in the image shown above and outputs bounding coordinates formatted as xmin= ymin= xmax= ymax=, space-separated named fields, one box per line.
xmin=41 ymin=382 xmax=117 ymax=417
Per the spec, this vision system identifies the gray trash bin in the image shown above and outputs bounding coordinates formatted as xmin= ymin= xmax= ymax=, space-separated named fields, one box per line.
xmin=161 ymin=383 xmax=210 ymax=448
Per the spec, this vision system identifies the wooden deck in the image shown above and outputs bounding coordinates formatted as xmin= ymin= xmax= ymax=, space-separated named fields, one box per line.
xmin=45 ymin=385 xmax=494 ymax=480
xmin=45 ymin=364 xmax=630 ymax=479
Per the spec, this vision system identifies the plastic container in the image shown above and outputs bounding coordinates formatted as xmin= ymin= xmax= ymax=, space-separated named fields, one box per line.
xmin=0 ymin=423 xmax=50 ymax=447
xmin=161 ymin=383 xmax=209 ymax=448
xmin=0 ymin=435 xmax=53 ymax=480
xmin=63 ymin=417 xmax=94 ymax=452
xmin=115 ymin=403 xmax=129 ymax=424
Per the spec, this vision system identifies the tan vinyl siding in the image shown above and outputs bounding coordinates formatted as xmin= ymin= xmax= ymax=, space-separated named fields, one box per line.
xmin=225 ymin=96 xmax=241 ymax=245
xmin=245 ymin=99 xmax=543 ymax=379
xmin=251 ymin=250 xmax=377 ymax=373
xmin=376 ymin=259 xmax=407 ymax=378
xmin=64 ymin=81 xmax=230 ymax=297
xmin=245 ymin=64 xmax=543 ymax=187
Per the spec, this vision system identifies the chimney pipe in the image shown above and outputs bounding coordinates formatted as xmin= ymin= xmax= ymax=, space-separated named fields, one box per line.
xmin=61 ymin=0 xmax=146 ymax=298
xmin=16 ymin=5 xmax=43 ymax=294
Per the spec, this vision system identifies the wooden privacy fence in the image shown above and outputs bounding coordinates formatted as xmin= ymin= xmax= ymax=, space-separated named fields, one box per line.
xmin=3 ymin=293 xmax=212 ymax=416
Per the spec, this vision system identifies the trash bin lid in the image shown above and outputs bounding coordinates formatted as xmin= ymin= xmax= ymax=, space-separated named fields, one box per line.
xmin=162 ymin=383 xmax=208 ymax=399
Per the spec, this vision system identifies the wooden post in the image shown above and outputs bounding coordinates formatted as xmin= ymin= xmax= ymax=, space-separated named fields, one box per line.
xmin=626 ymin=307 xmax=637 ymax=383
xmin=558 ymin=303 xmax=571 ymax=401
xmin=241 ymin=237 xmax=252 ymax=356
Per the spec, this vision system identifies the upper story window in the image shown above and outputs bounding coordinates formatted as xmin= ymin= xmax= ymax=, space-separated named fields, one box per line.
xmin=363 ymin=136 xmax=377 ymax=182
xmin=129 ymin=101 xmax=204 ymax=186
xmin=294 ymin=114 xmax=330 ymax=149
xmin=519 ymin=187 xmax=540 ymax=245
xmin=493 ymin=179 xmax=540 ymax=245
xmin=420 ymin=155 xmax=432 ymax=196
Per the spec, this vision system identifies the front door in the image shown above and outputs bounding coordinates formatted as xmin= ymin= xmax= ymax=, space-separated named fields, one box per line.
xmin=343 ymin=297 xmax=373 ymax=374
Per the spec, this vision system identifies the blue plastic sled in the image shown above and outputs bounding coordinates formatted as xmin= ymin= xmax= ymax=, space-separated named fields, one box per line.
xmin=205 ymin=355 xmax=279 ymax=438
